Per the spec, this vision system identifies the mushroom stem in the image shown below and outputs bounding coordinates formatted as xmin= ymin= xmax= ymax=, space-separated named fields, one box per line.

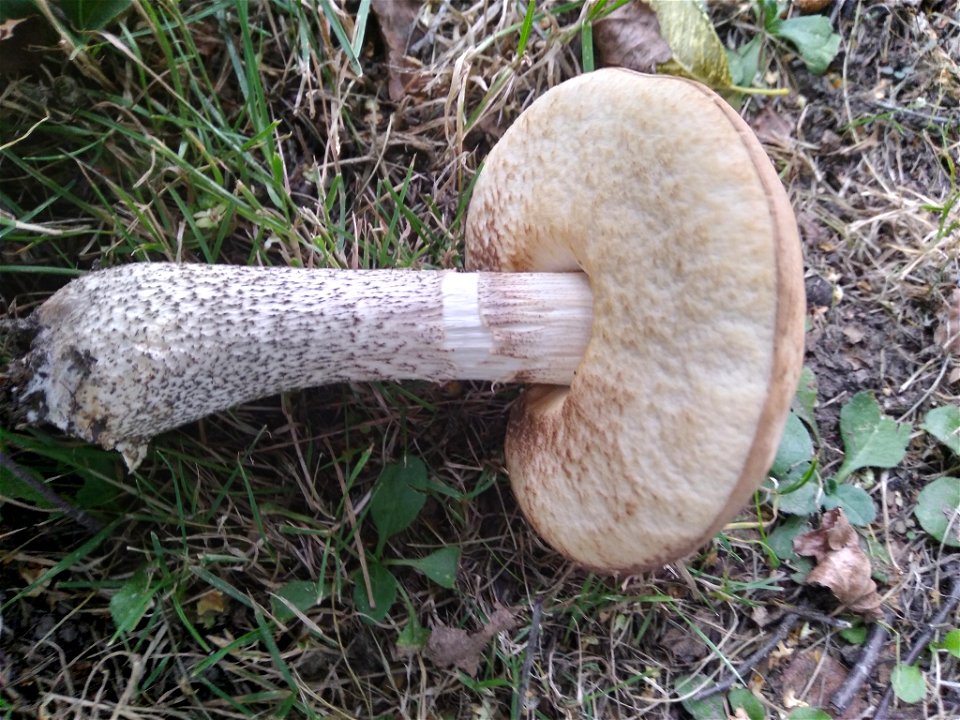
xmin=1 ymin=263 xmax=592 ymax=469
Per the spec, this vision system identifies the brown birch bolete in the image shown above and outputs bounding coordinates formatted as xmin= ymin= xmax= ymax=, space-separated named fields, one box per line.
xmin=1 ymin=69 xmax=805 ymax=573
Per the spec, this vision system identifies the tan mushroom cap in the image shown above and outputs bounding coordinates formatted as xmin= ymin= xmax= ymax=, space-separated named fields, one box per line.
xmin=465 ymin=68 xmax=805 ymax=573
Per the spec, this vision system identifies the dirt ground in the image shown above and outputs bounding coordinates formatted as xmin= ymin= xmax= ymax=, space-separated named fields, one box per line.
xmin=1 ymin=1 xmax=958 ymax=719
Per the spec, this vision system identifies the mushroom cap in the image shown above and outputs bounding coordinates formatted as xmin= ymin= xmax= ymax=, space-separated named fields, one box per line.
xmin=465 ymin=69 xmax=805 ymax=573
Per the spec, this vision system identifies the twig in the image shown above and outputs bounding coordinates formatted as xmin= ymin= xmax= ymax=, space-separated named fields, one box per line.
xmin=517 ymin=599 xmax=543 ymax=711
xmin=780 ymin=605 xmax=853 ymax=629
xmin=874 ymin=574 xmax=960 ymax=720
xmin=0 ymin=450 xmax=104 ymax=533
xmin=869 ymin=100 xmax=956 ymax=127
xmin=690 ymin=614 xmax=800 ymax=701
xmin=831 ymin=607 xmax=894 ymax=715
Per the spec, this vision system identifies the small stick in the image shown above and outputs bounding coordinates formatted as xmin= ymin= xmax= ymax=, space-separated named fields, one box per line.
xmin=0 ymin=450 xmax=103 ymax=533
xmin=873 ymin=575 xmax=960 ymax=720
xmin=831 ymin=608 xmax=893 ymax=715
xmin=780 ymin=605 xmax=853 ymax=629
xmin=690 ymin=614 xmax=800 ymax=701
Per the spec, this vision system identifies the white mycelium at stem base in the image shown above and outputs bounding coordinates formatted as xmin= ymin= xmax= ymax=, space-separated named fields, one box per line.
xmin=8 ymin=263 xmax=592 ymax=469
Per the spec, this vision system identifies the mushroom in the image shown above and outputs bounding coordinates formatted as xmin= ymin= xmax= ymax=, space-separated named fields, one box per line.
xmin=0 ymin=69 xmax=805 ymax=572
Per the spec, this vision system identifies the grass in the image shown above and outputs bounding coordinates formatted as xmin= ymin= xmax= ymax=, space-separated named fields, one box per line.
xmin=2 ymin=1 xmax=959 ymax=718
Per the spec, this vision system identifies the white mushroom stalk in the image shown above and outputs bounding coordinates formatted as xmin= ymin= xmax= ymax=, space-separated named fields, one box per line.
xmin=1 ymin=264 xmax=592 ymax=469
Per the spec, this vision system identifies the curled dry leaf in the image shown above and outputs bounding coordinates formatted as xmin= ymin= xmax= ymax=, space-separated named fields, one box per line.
xmin=424 ymin=607 xmax=517 ymax=675
xmin=594 ymin=3 xmax=671 ymax=73
xmin=793 ymin=508 xmax=883 ymax=618
xmin=370 ymin=0 xmax=423 ymax=101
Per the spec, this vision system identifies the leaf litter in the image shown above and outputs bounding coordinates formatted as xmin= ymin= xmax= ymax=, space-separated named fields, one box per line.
xmin=424 ymin=606 xmax=517 ymax=675
xmin=593 ymin=3 xmax=670 ymax=74
xmin=794 ymin=508 xmax=882 ymax=618
xmin=594 ymin=0 xmax=731 ymax=88
xmin=370 ymin=0 xmax=424 ymax=102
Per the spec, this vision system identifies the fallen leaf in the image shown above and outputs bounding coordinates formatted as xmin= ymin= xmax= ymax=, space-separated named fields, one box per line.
xmin=424 ymin=607 xmax=517 ymax=675
xmin=594 ymin=3 xmax=671 ymax=73
xmin=794 ymin=509 xmax=882 ymax=617
xmin=769 ymin=640 xmax=795 ymax=668
xmin=752 ymin=105 xmax=794 ymax=147
xmin=196 ymin=589 xmax=227 ymax=628
xmin=934 ymin=289 xmax=960 ymax=356
xmin=661 ymin=624 xmax=708 ymax=663
xmin=842 ymin=325 xmax=866 ymax=344
xmin=17 ymin=562 xmax=48 ymax=596
xmin=645 ymin=0 xmax=732 ymax=88
xmin=780 ymin=648 xmax=865 ymax=717
xmin=594 ymin=1 xmax=733 ymax=88
xmin=371 ymin=0 xmax=423 ymax=101
xmin=750 ymin=605 xmax=775 ymax=627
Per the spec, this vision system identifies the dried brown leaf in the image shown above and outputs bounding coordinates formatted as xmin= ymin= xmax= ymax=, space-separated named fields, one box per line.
xmin=661 ymin=625 xmax=708 ymax=663
xmin=794 ymin=507 xmax=857 ymax=559
xmin=752 ymin=106 xmax=794 ymax=148
xmin=843 ymin=325 xmax=866 ymax=344
xmin=371 ymin=0 xmax=423 ymax=101
xmin=934 ymin=288 xmax=960 ymax=356
xmin=751 ymin=605 xmax=785 ymax=628
xmin=424 ymin=625 xmax=483 ymax=674
xmin=794 ymin=509 xmax=883 ymax=618
xmin=424 ymin=607 xmax=517 ymax=675
xmin=780 ymin=648 xmax=866 ymax=718
xmin=594 ymin=3 xmax=671 ymax=73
